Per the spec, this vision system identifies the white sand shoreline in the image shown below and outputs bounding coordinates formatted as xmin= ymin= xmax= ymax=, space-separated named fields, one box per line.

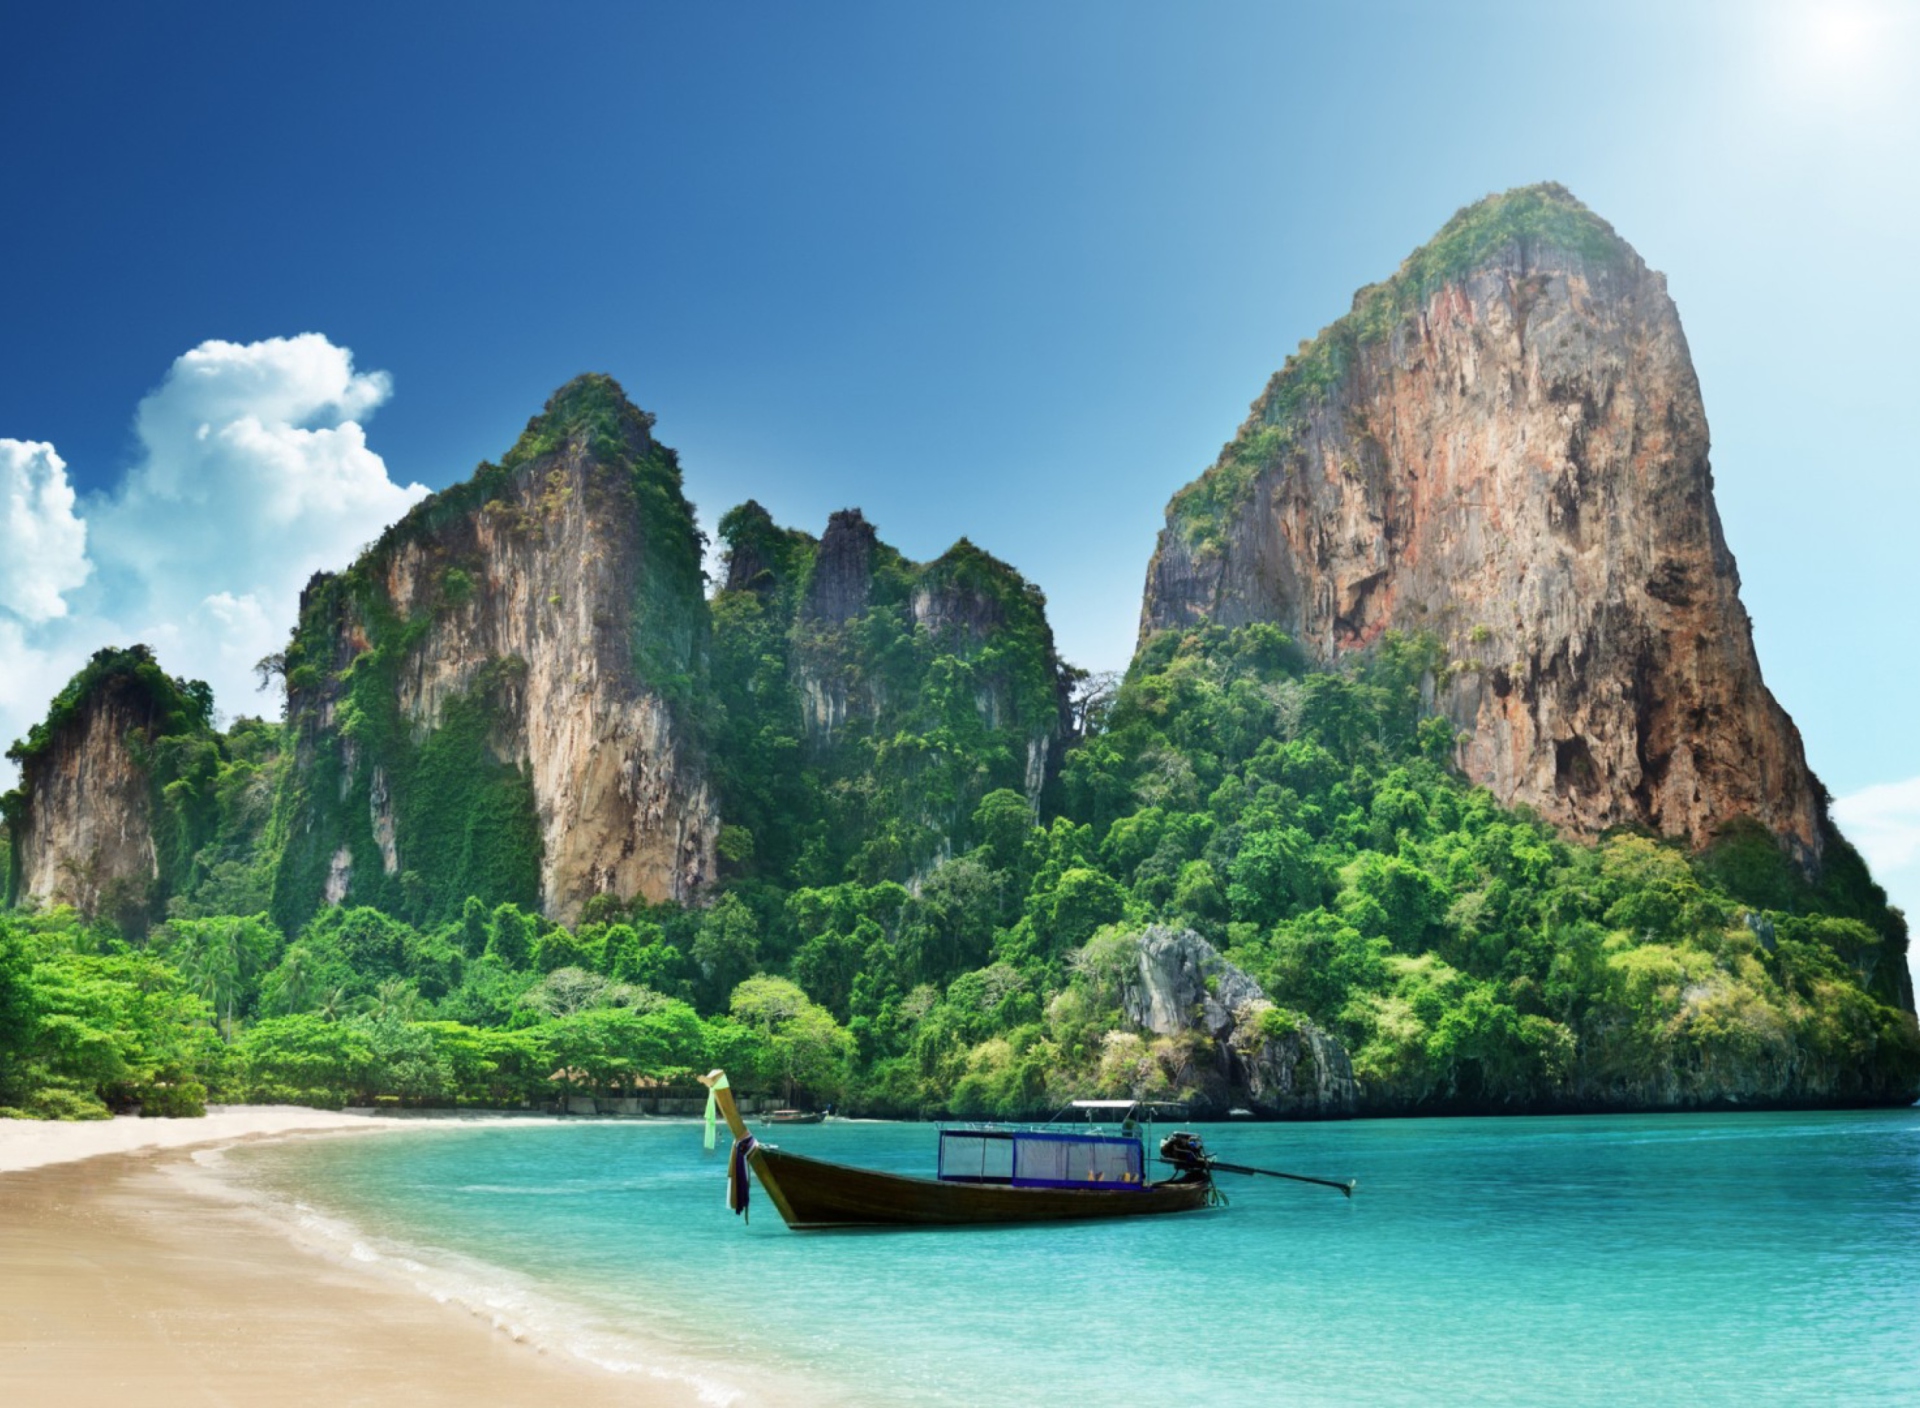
xmin=0 ymin=1104 xmax=414 ymax=1173
xmin=0 ymin=1113 xmax=814 ymax=1407
xmin=0 ymin=1103 xmax=704 ymax=1175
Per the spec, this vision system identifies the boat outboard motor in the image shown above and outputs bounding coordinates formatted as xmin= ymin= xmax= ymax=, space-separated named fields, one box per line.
xmin=1160 ymin=1131 xmax=1211 ymax=1174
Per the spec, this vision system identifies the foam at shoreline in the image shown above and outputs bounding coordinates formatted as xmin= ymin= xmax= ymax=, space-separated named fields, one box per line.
xmin=179 ymin=1129 xmax=826 ymax=1408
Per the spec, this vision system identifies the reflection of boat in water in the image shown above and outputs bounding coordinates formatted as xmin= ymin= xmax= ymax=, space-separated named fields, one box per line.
xmin=698 ymin=1072 xmax=1213 ymax=1229
xmin=761 ymin=1108 xmax=826 ymax=1125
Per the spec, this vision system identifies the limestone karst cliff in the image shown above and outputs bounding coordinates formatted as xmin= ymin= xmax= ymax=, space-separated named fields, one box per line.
xmin=5 ymin=653 xmax=165 ymax=920
xmin=1 ymin=646 xmax=218 ymax=927
xmin=270 ymin=375 xmax=717 ymax=929
xmin=1141 ymin=183 xmax=1824 ymax=872
xmin=4 ymin=390 xmax=1078 ymax=937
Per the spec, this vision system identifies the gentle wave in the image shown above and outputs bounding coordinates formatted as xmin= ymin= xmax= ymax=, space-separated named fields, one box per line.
xmin=178 ymin=1143 xmax=796 ymax=1408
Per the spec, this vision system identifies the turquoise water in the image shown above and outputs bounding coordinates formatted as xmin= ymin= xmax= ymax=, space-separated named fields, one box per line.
xmin=232 ymin=1109 xmax=1920 ymax=1405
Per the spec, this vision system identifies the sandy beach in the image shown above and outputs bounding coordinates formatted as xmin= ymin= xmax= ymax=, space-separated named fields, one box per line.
xmin=0 ymin=1112 xmax=726 ymax=1408
xmin=0 ymin=1105 xmax=415 ymax=1174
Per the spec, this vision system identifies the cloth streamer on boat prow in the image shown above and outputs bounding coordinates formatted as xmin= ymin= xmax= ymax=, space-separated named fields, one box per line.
xmin=702 ymin=1070 xmax=730 ymax=1152
xmin=728 ymin=1136 xmax=755 ymax=1223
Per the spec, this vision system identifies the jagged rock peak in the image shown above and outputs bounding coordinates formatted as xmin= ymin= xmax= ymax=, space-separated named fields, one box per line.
xmin=720 ymin=500 xmax=1075 ymax=815
xmin=720 ymin=499 xmax=779 ymax=594
xmin=805 ymin=508 xmax=878 ymax=624
xmin=1139 ymin=182 xmax=1824 ymax=869
xmin=719 ymin=499 xmax=818 ymax=597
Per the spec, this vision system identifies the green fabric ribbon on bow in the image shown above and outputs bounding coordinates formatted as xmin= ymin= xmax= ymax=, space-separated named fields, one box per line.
xmin=703 ymin=1072 xmax=731 ymax=1151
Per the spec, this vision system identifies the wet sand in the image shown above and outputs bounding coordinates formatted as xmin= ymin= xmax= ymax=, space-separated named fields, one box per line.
xmin=0 ymin=1122 xmax=719 ymax=1407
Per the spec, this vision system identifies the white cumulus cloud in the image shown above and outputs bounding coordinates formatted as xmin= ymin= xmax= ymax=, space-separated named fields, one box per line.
xmin=0 ymin=439 xmax=90 ymax=624
xmin=0 ymin=334 xmax=428 ymax=788
xmin=88 ymin=334 xmax=425 ymax=638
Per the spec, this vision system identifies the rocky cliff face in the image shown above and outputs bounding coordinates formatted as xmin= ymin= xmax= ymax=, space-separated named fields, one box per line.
xmin=1 ymin=645 xmax=216 ymax=926
xmin=1141 ymin=184 xmax=1823 ymax=869
xmin=274 ymin=376 xmax=716 ymax=927
xmin=1120 ymin=925 xmax=1359 ymax=1116
xmin=6 ymin=677 xmax=160 ymax=916
xmin=804 ymin=509 xmax=878 ymax=626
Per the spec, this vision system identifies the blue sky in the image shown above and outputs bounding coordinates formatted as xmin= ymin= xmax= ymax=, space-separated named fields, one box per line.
xmin=3 ymin=2 xmax=1918 ymax=974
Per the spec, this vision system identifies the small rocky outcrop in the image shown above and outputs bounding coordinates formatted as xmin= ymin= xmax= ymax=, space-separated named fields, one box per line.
xmin=1120 ymin=925 xmax=1359 ymax=1116
xmin=6 ymin=680 xmax=158 ymax=916
xmin=912 ymin=540 xmax=1009 ymax=642
xmin=719 ymin=499 xmax=790 ymax=596
xmin=1140 ymin=183 xmax=1824 ymax=871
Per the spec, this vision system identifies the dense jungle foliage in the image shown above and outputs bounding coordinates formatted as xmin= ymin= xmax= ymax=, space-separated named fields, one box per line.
xmin=4 ymin=610 xmax=1915 ymax=1120
xmin=3 ymin=378 xmax=1913 ymax=1118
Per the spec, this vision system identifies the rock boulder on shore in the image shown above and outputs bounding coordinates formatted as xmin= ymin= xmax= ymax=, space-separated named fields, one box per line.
xmin=1121 ymin=925 xmax=1359 ymax=1117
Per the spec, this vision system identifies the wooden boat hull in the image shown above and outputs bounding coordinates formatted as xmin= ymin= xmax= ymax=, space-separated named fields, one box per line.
xmin=747 ymin=1143 xmax=1213 ymax=1229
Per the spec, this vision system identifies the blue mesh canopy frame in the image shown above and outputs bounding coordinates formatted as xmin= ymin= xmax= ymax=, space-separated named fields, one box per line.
xmin=937 ymin=1129 xmax=1145 ymax=1189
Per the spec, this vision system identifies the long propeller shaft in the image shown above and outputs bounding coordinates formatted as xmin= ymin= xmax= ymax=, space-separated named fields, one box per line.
xmin=1208 ymin=1158 xmax=1355 ymax=1197
xmin=1162 ymin=1156 xmax=1355 ymax=1197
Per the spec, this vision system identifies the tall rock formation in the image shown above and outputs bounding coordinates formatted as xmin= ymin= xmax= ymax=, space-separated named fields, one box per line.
xmin=1141 ymin=184 xmax=1823 ymax=868
xmin=271 ymin=376 xmax=716 ymax=928
xmin=2 ymin=646 xmax=212 ymax=926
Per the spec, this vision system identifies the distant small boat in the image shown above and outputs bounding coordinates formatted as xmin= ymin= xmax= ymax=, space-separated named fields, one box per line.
xmin=761 ymin=1108 xmax=827 ymax=1125
xmin=699 ymin=1072 xmax=1213 ymax=1229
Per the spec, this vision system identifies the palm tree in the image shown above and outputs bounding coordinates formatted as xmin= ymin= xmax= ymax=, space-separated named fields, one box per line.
xmin=270 ymin=944 xmax=317 ymax=1014
xmin=369 ymin=978 xmax=420 ymax=1022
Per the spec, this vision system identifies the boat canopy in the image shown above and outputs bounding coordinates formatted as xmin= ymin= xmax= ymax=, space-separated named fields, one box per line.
xmin=937 ymin=1128 xmax=1144 ymax=1189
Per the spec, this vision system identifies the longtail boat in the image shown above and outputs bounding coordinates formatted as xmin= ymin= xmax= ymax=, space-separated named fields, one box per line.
xmin=698 ymin=1069 xmax=1217 ymax=1229
xmin=761 ymin=1108 xmax=827 ymax=1125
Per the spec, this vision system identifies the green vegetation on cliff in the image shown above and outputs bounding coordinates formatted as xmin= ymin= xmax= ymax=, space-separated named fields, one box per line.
xmin=6 ymin=617 xmax=1913 ymax=1120
xmin=4 ymin=377 xmax=1913 ymax=1121
xmin=708 ymin=503 xmax=1070 ymax=891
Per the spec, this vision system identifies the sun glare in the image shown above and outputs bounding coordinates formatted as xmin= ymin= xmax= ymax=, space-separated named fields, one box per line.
xmin=1807 ymin=1 xmax=1876 ymax=68
xmin=1775 ymin=0 xmax=1906 ymax=103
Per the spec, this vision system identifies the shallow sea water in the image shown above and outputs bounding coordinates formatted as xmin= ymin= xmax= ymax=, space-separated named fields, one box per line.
xmin=231 ymin=1108 xmax=1920 ymax=1406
